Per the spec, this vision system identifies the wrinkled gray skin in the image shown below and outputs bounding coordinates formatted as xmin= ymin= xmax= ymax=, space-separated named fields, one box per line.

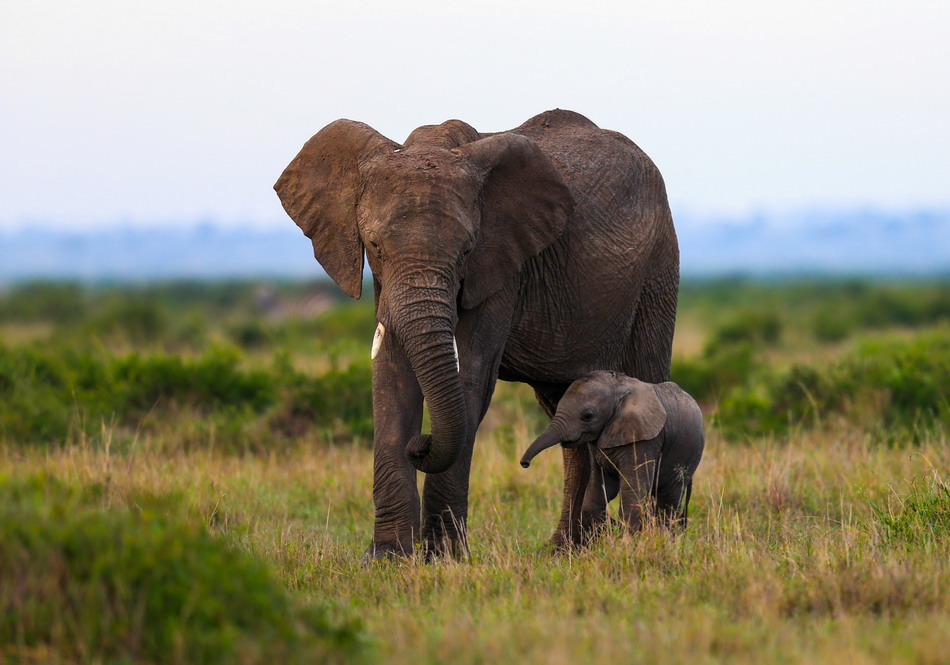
xmin=275 ymin=110 xmax=679 ymax=559
xmin=521 ymin=371 xmax=704 ymax=548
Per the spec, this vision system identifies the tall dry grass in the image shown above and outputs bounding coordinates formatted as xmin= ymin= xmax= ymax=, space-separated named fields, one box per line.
xmin=3 ymin=391 xmax=947 ymax=664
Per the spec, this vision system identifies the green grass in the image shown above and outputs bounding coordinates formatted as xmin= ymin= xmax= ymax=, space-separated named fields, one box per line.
xmin=1 ymin=424 xmax=947 ymax=664
xmin=0 ymin=473 xmax=365 ymax=664
xmin=1 ymin=278 xmax=948 ymax=663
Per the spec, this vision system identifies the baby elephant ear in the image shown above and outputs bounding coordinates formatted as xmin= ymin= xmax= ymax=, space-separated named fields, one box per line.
xmin=598 ymin=379 xmax=667 ymax=449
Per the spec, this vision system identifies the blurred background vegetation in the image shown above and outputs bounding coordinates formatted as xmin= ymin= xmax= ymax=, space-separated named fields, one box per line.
xmin=1 ymin=277 xmax=947 ymax=453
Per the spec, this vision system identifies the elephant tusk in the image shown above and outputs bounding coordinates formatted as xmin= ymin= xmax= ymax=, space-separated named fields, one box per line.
xmin=371 ymin=322 xmax=385 ymax=360
xmin=453 ymin=336 xmax=460 ymax=372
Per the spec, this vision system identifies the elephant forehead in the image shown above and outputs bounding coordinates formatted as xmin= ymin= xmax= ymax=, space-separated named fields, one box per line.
xmin=363 ymin=161 xmax=477 ymax=215
xmin=567 ymin=371 xmax=616 ymax=392
xmin=364 ymin=149 xmax=478 ymax=188
xmin=564 ymin=377 xmax=598 ymax=398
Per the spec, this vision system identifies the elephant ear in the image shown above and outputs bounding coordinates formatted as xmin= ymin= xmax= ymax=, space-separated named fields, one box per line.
xmin=453 ymin=134 xmax=574 ymax=309
xmin=274 ymin=119 xmax=399 ymax=299
xmin=598 ymin=379 xmax=667 ymax=449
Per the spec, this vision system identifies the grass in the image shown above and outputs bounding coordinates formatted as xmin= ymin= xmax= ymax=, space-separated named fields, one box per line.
xmin=1 ymin=278 xmax=948 ymax=663
xmin=1 ymin=410 xmax=947 ymax=664
xmin=0 ymin=474 xmax=363 ymax=665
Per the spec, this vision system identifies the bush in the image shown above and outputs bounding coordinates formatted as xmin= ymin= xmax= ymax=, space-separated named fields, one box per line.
xmin=0 ymin=474 xmax=365 ymax=664
xmin=811 ymin=306 xmax=851 ymax=342
xmin=308 ymin=304 xmax=376 ymax=342
xmin=112 ymin=346 xmax=276 ymax=416
xmin=0 ymin=341 xmax=375 ymax=449
xmin=272 ymin=359 xmax=374 ymax=443
xmin=0 ymin=344 xmax=279 ymax=445
xmin=80 ymin=298 xmax=172 ymax=346
xmin=671 ymin=312 xmax=778 ymax=404
xmin=672 ymin=341 xmax=757 ymax=404
xmin=229 ymin=319 xmax=274 ymax=349
xmin=716 ymin=329 xmax=950 ymax=438
xmin=709 ymin=310 xmax=782 ymax=347
xmin=0 ymin=281 xmax=88 ymax=324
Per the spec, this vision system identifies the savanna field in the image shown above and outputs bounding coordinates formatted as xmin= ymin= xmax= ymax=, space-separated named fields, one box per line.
xmin=1 ymin=279 xmax=948 ymax=664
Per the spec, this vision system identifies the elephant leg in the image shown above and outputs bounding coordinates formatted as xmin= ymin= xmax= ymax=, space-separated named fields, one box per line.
xmin=420 ymin=440 xmax=475 ymax=560
xmin=579 ymin=460 xmax=617 ymax=540
xmin=421 ymin=292 xmax=517 ymax=559
xmin=531 ymin=383 xmax=595 ymax=550
xmin=612 ymin=441 xmax=660 ymax=533
xmin=549 ymin=444 xmax=593 ymax=551
xmin=367 ymin=328 xmax=424 ymax=560
xmin=656 ymin=470 xmax=692 ymax=529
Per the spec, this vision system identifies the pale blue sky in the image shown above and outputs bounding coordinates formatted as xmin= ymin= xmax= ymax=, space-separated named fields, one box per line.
xmin=2 ymin=0 xmax=948 ymax=229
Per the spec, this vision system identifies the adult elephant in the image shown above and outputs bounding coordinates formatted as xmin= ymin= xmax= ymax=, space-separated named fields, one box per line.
xmin=275 ymin=109 xmax=679 ymax=559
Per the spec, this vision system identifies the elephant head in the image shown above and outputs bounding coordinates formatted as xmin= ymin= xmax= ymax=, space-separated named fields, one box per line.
xmin=520 ymin=371 xmax=667 ymax=468
xmin=275 ymin=119 xmax=574 ymax=474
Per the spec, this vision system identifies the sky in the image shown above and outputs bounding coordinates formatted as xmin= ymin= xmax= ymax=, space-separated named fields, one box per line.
xmin=2 ymin=0 xmax=949 ymax=230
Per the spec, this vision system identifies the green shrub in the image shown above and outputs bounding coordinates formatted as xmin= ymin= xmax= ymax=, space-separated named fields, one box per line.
xmin=0 ymin=474 xmax=365 ymax=664
xmin=0 ymin=281 xmax=88 ymax=324
xmin=709 ymin=310 xmax=782 ymax=347
xmin=112 ymin=346 xmax=276 ymax=415
xmin=229 ymin=319 xmax=274 ymax=349
xmin=86 ymin=299 xmax=171 ymax=344
xmin=273 ymin=359 xmax=374 ymax=443
xmin=716 ymin=329 xmax=950 ymax=438
xmin=672 ymin=342 xmax=756 ymax=404
xmin=0 ymin=344 xmax=276 ymax=445
xmin=811 ymin=306 xmax=852 ymax=342
xmin=308 ymin=303 xmax=376 ymax=342
xmin=0 ymin=344 xmax=77 ymax=443
xmin=0 ymin=341 xmax=376 ymax=448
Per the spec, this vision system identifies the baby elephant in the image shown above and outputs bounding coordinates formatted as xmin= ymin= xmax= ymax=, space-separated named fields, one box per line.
xmin=521 ymin=370 xmax=704 ymax=547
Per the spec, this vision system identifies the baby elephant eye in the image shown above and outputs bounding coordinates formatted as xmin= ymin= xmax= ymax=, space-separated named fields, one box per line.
xmin=581 ymin=412 xmax=595 ymax=422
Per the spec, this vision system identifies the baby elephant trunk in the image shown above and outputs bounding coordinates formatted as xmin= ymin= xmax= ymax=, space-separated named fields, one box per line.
xmin=520 ymin=417 xmax=573 ymax=468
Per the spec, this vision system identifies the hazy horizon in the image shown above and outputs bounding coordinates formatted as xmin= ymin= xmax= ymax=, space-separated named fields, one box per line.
xmin=3 ymin=205 xmax=948 ymax=282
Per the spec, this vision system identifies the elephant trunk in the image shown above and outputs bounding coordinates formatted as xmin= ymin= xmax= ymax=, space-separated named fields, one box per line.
xmin=388 ymin=275 xmax=467 ymax=475
xmin=521 ymin=416 xmax=574 ymax=468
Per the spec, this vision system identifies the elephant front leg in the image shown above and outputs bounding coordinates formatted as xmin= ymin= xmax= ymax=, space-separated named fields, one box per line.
xmin=551 ymin=444 xmax=593 ymax=551
xmin=421 ymin=293 xmax=516 ymax=559
xmin=421 ymin=446 xmax=474 ymax=560
xmin=580 ymin=460 xmax=619 ymax=539
xmin=611 ymin=442 xmax=660 ymax=533
xmin=368 ymin=332 xmax=424 ymax=560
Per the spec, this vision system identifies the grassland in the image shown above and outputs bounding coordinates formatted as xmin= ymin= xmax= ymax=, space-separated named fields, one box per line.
xmin=1 ymin=278 xmax=948 ymax=664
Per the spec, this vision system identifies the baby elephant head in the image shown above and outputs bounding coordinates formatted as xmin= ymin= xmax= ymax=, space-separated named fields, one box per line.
xmin=520 ymin=371 xmax=667 ymax=468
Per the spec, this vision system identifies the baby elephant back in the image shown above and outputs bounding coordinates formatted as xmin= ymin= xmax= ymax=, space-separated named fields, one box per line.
xmin=655 ymin=382 xmax=705 ymax=469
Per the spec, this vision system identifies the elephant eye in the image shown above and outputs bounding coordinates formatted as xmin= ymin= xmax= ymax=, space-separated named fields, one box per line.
xmin=581 ymin=411 xmax=595 ymax=422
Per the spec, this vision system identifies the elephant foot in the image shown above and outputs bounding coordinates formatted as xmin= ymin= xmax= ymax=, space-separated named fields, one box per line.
xmin=549 ymin=528 xmax=586 ymax=554
xmin=361 ymin=539 xmax=414 ymax=565
xmin=422 ymin=534 xmax=468 ymax=562
xmin=550 ymin=516 xmax=605 ymax=554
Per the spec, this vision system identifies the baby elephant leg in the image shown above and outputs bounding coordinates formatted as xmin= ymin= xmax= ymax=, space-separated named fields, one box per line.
xmin=580 ymin=460 xmax=620 ymax=539
xmin=655 ymin=475 xmax=692 ymax=528
xmin=610 ymin=441 xmax=660 ymax=533
xmin=551 ymin=444 xmax=592 ymax=550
